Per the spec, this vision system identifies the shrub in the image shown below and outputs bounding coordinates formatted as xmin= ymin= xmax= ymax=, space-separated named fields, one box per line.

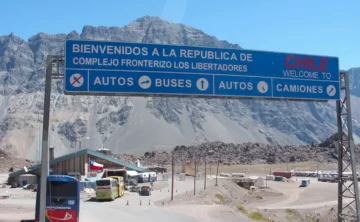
xmin=248 ymin=211 xmax=273 ymax=222
xmin=237 ymin=204 xmax=248 ymax=214
xmin=215 ymin=193 xmax=225 ymax=202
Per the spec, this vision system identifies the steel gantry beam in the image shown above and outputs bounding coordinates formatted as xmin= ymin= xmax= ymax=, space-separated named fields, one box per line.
xmin=38 ymin=57 xmax=359 ymax=222
xmin=337 ymin=71 xmax=360 ymax=222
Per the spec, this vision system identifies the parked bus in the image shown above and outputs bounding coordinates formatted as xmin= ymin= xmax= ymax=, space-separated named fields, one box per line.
xmin=108 ymin=176 xmax=125 ymax=197
xmin=149 ymin=172 xmax=157 ymax=182
xmin=138 ymin=172 xmax=150 ymax=183
xmin=95 ymin=178 xmax=119 ymax=201
xmin=126 ymin=170 xmax=139 ymax=186
xmin=35 ymin=175 xmax=80 ymax=222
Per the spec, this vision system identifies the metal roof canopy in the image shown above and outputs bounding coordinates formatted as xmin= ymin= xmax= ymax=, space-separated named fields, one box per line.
xmin=8 ymin=148 xmax=150 ymax=178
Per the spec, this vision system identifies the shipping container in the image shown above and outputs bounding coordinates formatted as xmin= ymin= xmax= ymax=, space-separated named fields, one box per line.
xmin=273 ymin=171 xmax=292 ymax=179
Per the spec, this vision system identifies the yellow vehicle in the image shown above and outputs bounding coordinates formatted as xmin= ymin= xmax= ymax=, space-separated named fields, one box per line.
xmin=109 ymin=176 xmax=125 ymax=197
xmin=95 ymin=178 xmax=119 ymax=201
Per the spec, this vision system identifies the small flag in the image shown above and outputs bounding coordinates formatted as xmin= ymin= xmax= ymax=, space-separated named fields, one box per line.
xmin=89 ymin=160 xmax=104 ymax=171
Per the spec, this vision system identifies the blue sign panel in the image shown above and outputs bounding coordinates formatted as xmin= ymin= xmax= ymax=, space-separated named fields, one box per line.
xmin=64 ymin=40 xmax=340 ymax=100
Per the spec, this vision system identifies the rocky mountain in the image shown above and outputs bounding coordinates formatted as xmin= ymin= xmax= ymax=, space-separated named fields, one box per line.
xmin=109 ymin=133 xmax=357 ymax=166
xmin=139 ymin=133 xmax=359 ymax=166
xmin=0 ymin=16 xmax=359 ymax=160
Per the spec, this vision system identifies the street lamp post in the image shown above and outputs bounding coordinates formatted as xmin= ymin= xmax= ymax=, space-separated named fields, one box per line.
xmin=171 ymin=153 xmax=174 ymax=201
xmin=215 ymin=159 xmax=220 ymax=186
xmin=204 ymin=144 xmax=214 ymax=190
xmin=77 ymin=137 xmax=90 ymax=150
xmin=204 ymin=156 xmax=207 ymax=190
xmin=194 ymin=157 xmax=197 ymax=195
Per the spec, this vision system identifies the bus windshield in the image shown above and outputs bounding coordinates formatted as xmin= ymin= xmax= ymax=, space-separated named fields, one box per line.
xmin=96 ymin=180 xmax=110 ymax=186
xmin=46 ymin=181 xmax=77 ymax=197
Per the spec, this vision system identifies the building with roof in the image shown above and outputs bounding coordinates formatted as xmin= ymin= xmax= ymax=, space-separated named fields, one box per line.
xmin=8 ymin=148 xmax=150 ymax=185
xmin=233 ymin=176 xmax=265 ymax=189
xmin=145 ymin=166 xmax=168 ymax=174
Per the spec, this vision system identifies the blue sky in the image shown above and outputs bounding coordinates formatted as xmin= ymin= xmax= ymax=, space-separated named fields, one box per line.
xmin=1 ymin=0 xmax=359 ymax=69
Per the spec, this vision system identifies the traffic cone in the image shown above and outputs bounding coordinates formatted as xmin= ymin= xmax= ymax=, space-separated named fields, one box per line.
xmin=140 ymin=200 xmax=142 ymax=206
xmin=126 ymin=200 xmax=129 ymax=206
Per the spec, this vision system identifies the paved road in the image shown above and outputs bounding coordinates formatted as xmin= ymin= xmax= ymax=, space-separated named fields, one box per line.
xmin=80 ymin=201 xmax=201 ymax=222
xmin=1 ymin=178 xmax=250 ymax=222
xmin=162 ymin=205 xmax=255 ymax=222
xmin=79 ymin=178 xmax=206 ymax=222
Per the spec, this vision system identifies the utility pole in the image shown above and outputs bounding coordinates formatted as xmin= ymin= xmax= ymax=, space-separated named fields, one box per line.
xmin=204 ymin=156 xmax=207 ymax=190
xmin=171 ymin=154 xmax=174 ymax=201
xmin=204 ymin=145 xmax=208 ymax=190
xmin=316 ymin=162 xmax=319 ymax=173
xmin=39 ymin=56 xmax=61 ymax=222
xmin=194 ymin=158 xmax=197 ymax=195
xmin=265 ymin=170 xmax=267 ymax=188
xmin=209 ymin=162 xmax=212 ymax=177
xmin=215 ymin=160 xmax=219 ymax=186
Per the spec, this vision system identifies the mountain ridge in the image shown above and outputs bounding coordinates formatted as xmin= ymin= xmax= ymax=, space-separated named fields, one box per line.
xmin=0 ymin=15 xmax=359 ymax=160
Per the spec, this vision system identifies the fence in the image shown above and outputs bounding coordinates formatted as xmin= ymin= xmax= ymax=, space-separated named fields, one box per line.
xmin=177 ymin=173 xmax=186 ymax=181
xmin=158 ymin=173 xmax=172 ymax=181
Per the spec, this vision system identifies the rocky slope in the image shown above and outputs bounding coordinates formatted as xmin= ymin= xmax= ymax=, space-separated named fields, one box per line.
xmin=137 ymin=133 xmax=360 ymax=166
xmin=0 ymin=16 xmax=359 ymax=160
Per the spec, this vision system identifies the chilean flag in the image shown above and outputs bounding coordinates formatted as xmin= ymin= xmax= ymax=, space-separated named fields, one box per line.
xmin=89 ymin=160 xmax=104 ymax=171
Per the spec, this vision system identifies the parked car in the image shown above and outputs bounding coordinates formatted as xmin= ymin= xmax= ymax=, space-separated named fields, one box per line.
xmin=139 ymin=186 xmax=151 ymax=196
xmin=10 ymin=182 xmax=17 ymax=188
xmin=32 ymin=184 xmax=38 ymax=192
xmin=23 ymin=184 xmax=30 ymax=189
xmin=23 ymin=184 xmax=34 ymax=190
xmin=130 ymin=186 xmax=140 ymax=193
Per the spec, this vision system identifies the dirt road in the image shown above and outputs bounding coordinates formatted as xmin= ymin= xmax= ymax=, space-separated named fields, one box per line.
xmin=0 ymin=177 xmax=254 ymax=222
xmin=162 ymin=205 xmax=254 ymax=222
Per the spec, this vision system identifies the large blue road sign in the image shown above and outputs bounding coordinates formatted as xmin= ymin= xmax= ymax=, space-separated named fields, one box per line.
xmin=64 ymin=40 xmax=340 ymax=101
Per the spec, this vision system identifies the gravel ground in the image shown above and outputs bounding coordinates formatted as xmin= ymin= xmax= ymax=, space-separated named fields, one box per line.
xmin=0 ymin=170 xmax=350 ymax=222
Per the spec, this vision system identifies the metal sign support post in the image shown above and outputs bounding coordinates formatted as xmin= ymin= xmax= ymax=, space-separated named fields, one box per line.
xmin=171 ymin=154 xmax=174 ymax=201
xmin=337 ymin=71 xmax=360 ymax=221
xmin=39 ymin=55 xmax=64 ymax=222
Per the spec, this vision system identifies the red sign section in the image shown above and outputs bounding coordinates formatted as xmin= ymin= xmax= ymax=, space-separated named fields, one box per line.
xmin=285 ymin=55 xmax=328 ymax=71
xmin=45 ymin=210 xmax=77 ymax=222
